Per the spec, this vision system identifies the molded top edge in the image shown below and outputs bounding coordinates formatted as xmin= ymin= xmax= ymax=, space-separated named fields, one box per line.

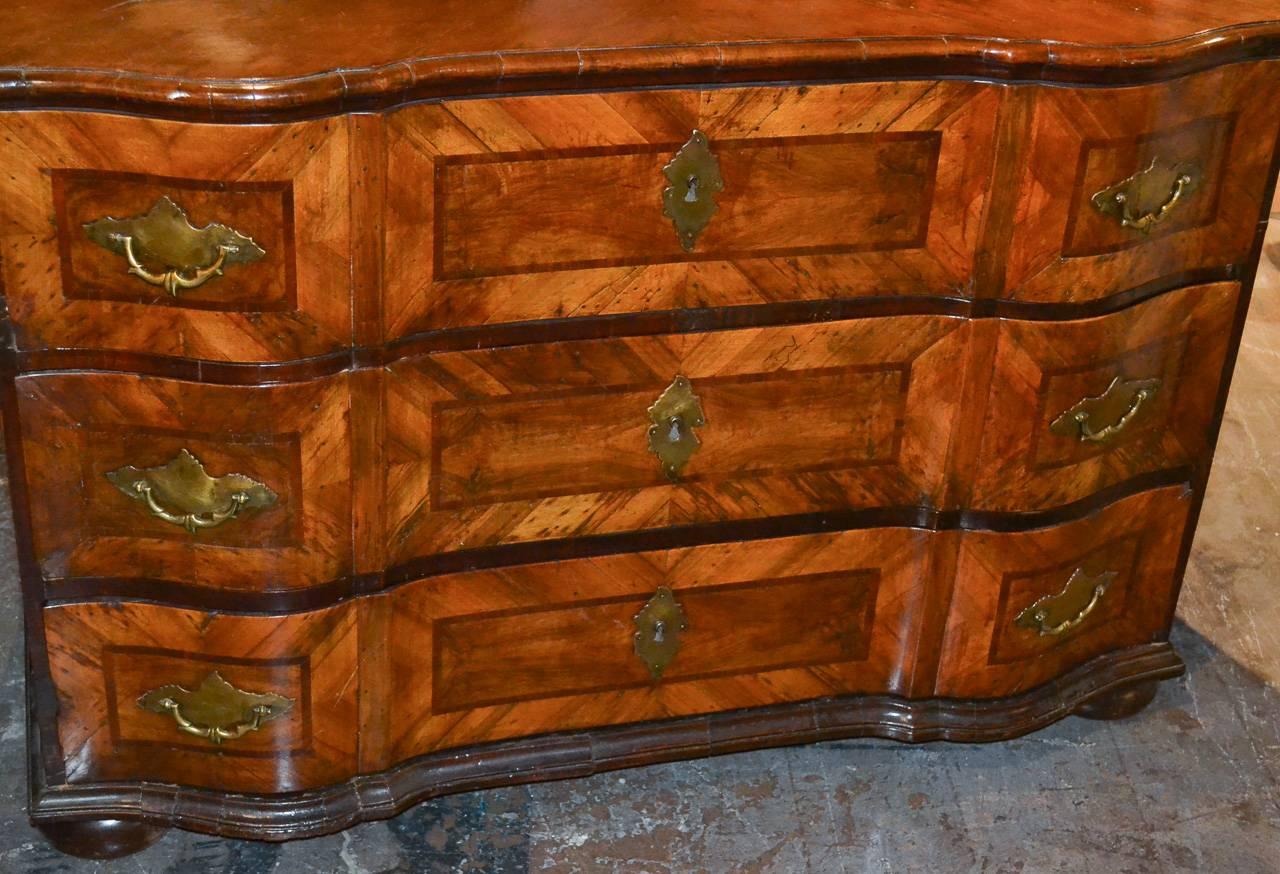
xmin=1 ymin=4 xmax=1280 ymax=122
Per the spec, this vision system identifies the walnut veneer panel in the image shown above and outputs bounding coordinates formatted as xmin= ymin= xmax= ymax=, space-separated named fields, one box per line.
xmin=5 ymin=1 xmax=1280 ymax=122
xmin=968 ymin=282 xmax=1238 ymax=510
xmin=385 ymin=316 xmax=967 ymax=559
xmin=0 ymin=112 xmax=352 ymax=361
xmin=382 ymin=528 xmax=927 ymax=761
xmin=385 ymin=82 xmax=997 ymax=335
xmin=936 ymin=486 xmax=1191 ymax=697
xmin=1002 ymin=62 xmax=1280 ymax=302
xmin=16 ymin=372 xmax=352 ymax=590
xmin=43 ymin=600 xmax=358 ymax=792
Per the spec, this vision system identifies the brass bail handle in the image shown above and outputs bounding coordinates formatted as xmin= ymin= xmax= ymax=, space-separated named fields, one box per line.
xmin=129 ymin=479 xmax=251 ymax=533
xmin=155 ymin=697 xmax=275 ymax=745
xmin=1074 ymin=385 xmax=1155 ymax=443
xmin=1115 ymin=171 xmax=1193 ymax=234
xmin=119 ymin=233 xmax=230 ymax=295
xmin=105 ymin=449 xmax=278 ymax=535
xmin=1091 ymin=157 xmax=1201 ymax=236
xmin=83 ymin=195 xmax=266 ymax=297
xmin=138 ymin=671 xmax=294 ymax=746
xmin=1015 ymin=568 xmax=1118 ymax=637
xmin=1050 ymin=376 xmax=1162 ymax=444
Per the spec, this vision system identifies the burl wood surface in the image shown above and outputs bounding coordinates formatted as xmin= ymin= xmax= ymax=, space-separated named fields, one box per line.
xmin=385 ymin=82 xmax=996 ymax=335
xmin=385 ymin=316 xmax=967 ymax=560
xmin=968 ymin=282 xmax=1238 ymax=510
xmin=0 ymin=112 xmax=352 ymax=361
xmin=935 ymin=486 xmax=1191 ymax=697
xmin=43 ymin=599 xmax=358 ymax=792
xmin=376 ymin=528 xmax=928 ymax=768
xmin=999 ymin=63 xmax=1280 ymax=302
xmin=16 ymin=372 xmax=352 ymax=590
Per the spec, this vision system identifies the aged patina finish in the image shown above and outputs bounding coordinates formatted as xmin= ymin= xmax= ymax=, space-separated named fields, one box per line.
xmin=1091 ymin=157 xmax=1201 ymax=234
xmin=1016 ymin=568 xmax=1118 ymax=636
xmin=137 ymin=672 xmax=294 ymax=745
xmin=84 ymin=196 xmax=265 ymax=295
xmin=105 ymin=449 xmax=278 ymax=534
xmin=1051 ymin=376 xmax=1163 ymax=443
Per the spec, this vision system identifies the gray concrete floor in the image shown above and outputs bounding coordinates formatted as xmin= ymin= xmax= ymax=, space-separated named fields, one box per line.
xmin=1 ymin=222 xmax=1278 ymax=872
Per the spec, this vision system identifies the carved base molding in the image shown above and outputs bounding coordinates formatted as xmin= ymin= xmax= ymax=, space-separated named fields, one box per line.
xmin=28 ymin=642 xmax=1184 ymax=843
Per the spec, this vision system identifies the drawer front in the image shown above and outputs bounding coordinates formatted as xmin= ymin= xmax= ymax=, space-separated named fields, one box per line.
xmin=17 ymin=372 xmax=352 ymax=589
xmin=383 ymin=528 xmax=927 ymax=760
xmin=0 ymin=112 xmax=351 ymax=361
xmin=44 ymin=600 xmax=357 ymax=792
xmin=386 ymin=317 xmax=967 ymax=560
xmin=936 ymin=486 xmax=1191 ymax=697
xmin=1004 ymin=61 xmax=1280 ymax=303
xmin=969 ymin=282 xmax=1237 ymax=511
xmin=385 ymin=81 xmax=998 ymax=336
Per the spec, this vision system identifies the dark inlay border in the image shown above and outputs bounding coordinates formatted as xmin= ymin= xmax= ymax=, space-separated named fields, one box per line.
xmin=101 ymin=646 xmax=313 ymax=760
xmin=427 ymin=364 xmax=909 ymax=511
xmin=1061 ymin=115 xmax=1235 ymax=259
xmin=27 ymin=642 xmax=1185 ymax=841
xmin=6 ymin=266 xmax=1242 ymax=386
xmin=431 ymin=569 xmax=881 ymax=712
xmin=42 ymin=466 xmax=1194 ymax=615
xmin=49 ymin=169 xmax=297 ymax=314
xmin=432 ymin=132 xmax=941 ymax=280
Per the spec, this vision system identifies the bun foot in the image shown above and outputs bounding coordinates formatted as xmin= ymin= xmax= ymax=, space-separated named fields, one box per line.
xmin=1074 ymin=680 xmax=1159 ymax=721
xmin=35 ymin=818 xmax=168 ymax=859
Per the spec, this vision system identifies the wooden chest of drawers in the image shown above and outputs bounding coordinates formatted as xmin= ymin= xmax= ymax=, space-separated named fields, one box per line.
xmin=2 ymin=0 xmax=1279 ymax=858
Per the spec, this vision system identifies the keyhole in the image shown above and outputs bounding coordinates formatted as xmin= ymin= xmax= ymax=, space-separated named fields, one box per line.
xmin=652 ymin=620 xmax=666 ymax=643
xmin=684 ymin=176 xmax=700 ymax=203
xmin=666 ymin=416 xmax=684 ymax=444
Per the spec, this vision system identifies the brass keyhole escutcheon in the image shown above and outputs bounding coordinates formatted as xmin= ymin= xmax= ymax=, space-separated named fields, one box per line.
xmin=662 ymin=131 xmax=723 ymax=251
xmin=646 ymin=376 xmax=706 ymax=481
xmin=633 ymin=587 xmax=689 ymax=680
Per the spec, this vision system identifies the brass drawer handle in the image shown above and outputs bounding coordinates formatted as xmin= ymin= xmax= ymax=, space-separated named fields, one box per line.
xmin=1050 ymin=376 xmax=1161 ymax=444
xmin=662 ymin=130 xmax=723 ymax=251
xmin=83 ymin=195 xmax=265 ymax=296
xmin=105 ymin=449 xmax=278 ymax=534
xmin=646 ymin=375 xmax=706 ymax=481
xmin=1016 ymin=568 xmax=1117 ymax=637
xmin=121 ymin=233 xmax=229 ymax=294
xmin=1091 ymin=158 xmax=1201 ymax=235
xmin=633 ymin=586 xmax=689 ymax=679
xmin=138 ymin=671 xmax=293 ymax=746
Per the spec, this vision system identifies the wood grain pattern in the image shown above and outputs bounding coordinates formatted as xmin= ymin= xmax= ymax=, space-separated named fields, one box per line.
xmin=0 ymin=111 xmax=352 ymax=361
xmin=380 ymin=528 xmax=928 ymax=763
xmin=384 ymin=316 xmax=968 ymax=561
xmin=16 ymin=372 xmax=353 ymax=590
xmin=967 ymin=282 xmax=1238 ymax=510
xmin=935 ymin=486 xmax=1191 ymax=697
xmin=43 ymin=599 xmax=358 ymax=792
xmin=29 ymin=643 xmax=1186 ymax=842
xmin=1002 ymin=62 xmax=1280 ymax=302
xmin=3 ymin=2 xmax=1280 ymax=120
xmin=384 ymin=82 xmax=998 ymax=337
